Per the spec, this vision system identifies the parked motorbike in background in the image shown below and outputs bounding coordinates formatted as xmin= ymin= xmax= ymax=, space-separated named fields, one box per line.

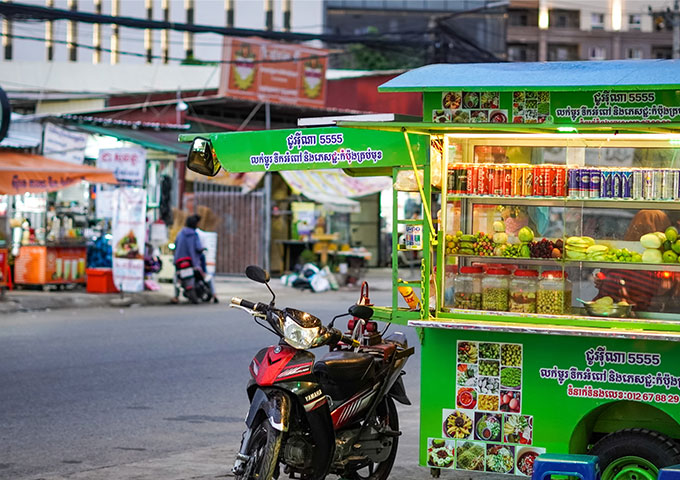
xmin=174 ymin=256 xmax=213 ymax=304
xmin=230 ymin=265 xmax=414 ymax=480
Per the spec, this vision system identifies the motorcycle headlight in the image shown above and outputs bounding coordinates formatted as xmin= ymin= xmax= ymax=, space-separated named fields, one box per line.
xmin=283 ymin=316 xmax=320 ymax=349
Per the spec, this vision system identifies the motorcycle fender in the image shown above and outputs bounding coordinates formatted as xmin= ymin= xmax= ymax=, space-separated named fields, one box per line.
xmin=388 ymin=374 xmax=411 ymax=405
xmin=245 ymin=388 xmax=288 ymax=432
xmin=302 ymin=398 xmax=335 ymax=480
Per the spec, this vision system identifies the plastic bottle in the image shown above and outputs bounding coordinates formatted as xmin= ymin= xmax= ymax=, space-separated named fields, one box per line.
xmin=397 ymin=278 xmax=421 ymax=310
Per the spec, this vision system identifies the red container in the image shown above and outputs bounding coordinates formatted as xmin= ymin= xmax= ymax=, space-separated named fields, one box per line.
xmin=522 ymin=166 xmax=533 ymax=196
xmin=512 ymin=166 xmax=524 ymax=197
xmin=477 ymin=165 xmax=490 ymax=195
xmin=555 ymin=166 xmax=567 ymax=197
xmin=533 ymin=166 xmax=545 ymax=196
xmin=492 ymin=165 xmax=504 ymax=196
xmin=543 ymin=165 xmax=557 ymax=197
xmin=86 ymin=268 xmax=118 ymax=294
xmin=467 ymin=164 xmax=478 ymax=195
xmin=503 ymin=166 xmax=514 ymax=196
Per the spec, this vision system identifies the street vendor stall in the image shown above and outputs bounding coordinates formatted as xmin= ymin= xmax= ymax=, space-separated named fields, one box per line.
xmin=183 ymin=59 xmax=680 ymax=480
xmin=0 ymin=151 xmax=117 ymax=287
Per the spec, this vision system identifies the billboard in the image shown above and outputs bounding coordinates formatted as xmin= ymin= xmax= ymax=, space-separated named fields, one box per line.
xmin=219 ymin=37 xmax=328 ymax=108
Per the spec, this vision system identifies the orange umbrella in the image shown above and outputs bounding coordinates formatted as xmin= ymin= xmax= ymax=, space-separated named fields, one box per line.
xmin=0 ymin=151 xmax=118 ymax=194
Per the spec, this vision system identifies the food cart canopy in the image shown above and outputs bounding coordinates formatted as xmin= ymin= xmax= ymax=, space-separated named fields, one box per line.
xmin=280 ymin=169 xmax=392 ymax=213
xmin=379 ymin=59 xmax=680 ymax=92
xmin=0 ymin=151 xmax=118 ymax=194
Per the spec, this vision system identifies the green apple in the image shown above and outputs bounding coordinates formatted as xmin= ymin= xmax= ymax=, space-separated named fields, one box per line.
xmin=666 ymin=226 xmax=679 ymax=243
xmin=663 ymin=250 xmax=678 ymax=263
xmin=672 ymin=240 xmax=680 ymax=255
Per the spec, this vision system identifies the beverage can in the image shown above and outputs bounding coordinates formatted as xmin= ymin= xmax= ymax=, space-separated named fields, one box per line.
xmin=567 ymin=167 xmax=580 ymax=198
xmin=653 ymin=169 xmax=663 ymax=200
xmin=533 ymin=165 xmax=545 ymax=196
xmin=673 ymin=169 xmax=680 ymax=200
xmin=589 ymin=168 xmax=601 ymax=198
xmin=455 ymin=165 xmax=468 ymax=194
xmin=503 ymin=166 xmax=514 ymax=196
xmin=611 ymin=170 xmax=623 ymax=198
xmin=492 ymin=165 xmax=503 ymax=196
xmin=467 ymin=164 xmax=477 ymax=195
xmin=522 ymin=165 xmax=533 ymax=196
xmin=662 ymin=168 xmax=674 ymax=199
xmin=579 ymin=168 xmax=591 ymax=199
xmin=543 ymin=165 xmax=556 ymax=197
xmin=477 ymin=165 xmax=489 ymax=195
xmin=643 ymin=169 xmax=654 ymax=199
xmin=555 ymin=165 xmax=567 ymax=197
xmin=600 ymin=168 xmax=612 ymax=198
xmin=447 ymin=167 xmax=455 ymax=194
xmin=621 ymin=169 xmax=633 ymax=199
xmin=512 ymin=165 xmax=524 ymax=196
xmin=631 ymin=169 xmax=643 ymax=200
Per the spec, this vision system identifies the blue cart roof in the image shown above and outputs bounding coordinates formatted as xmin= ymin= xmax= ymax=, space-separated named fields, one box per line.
xmin=379 ymin=59 xmax=680 ymax=92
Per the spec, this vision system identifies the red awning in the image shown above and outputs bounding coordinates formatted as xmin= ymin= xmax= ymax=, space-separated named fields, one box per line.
xmin=0 ymin=151 xmax=118 ymax=194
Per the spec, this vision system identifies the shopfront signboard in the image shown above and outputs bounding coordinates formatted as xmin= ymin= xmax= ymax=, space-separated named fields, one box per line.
xmin=112 ymin=187 xmax=146 ymax=292
xmin=219 ymin=37 xmax=328 ymax=108
xmin=96 ymin=148 xmax=146 ymax=184
xmin=43 ymin=123 xmax=88 ymax=165
xmin=206 ymin=127 xmax=429 ymax=173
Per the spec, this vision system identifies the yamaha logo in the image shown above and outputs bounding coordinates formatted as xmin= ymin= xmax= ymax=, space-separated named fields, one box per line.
xmin=305 ymin=390 xmax=322 ymax=402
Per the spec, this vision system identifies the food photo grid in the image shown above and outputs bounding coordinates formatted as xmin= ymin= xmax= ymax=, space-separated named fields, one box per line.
xmin=433 ymin=91 xmax=509 ymax=124
xmin=512 ymin=91 xmax=551 ymax=124
xmin=427 ymin=341 xmax=545 ymax=475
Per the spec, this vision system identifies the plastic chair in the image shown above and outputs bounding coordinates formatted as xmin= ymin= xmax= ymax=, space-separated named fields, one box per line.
xmin=658 ymin=464 xmax=680 ymax=480
xmin=531 ymin=453 xmax=601 ymax=480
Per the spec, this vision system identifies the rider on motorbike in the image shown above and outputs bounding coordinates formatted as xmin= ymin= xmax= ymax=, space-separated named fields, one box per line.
xmin=171 ymin=214 xmax=217 ymax=304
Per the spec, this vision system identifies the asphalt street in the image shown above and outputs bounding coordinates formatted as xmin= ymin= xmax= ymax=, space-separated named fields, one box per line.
xmin=0 ymin=286 xmax=429 ymax=480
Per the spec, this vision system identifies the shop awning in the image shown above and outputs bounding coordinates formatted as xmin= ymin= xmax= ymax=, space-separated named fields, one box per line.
xmin=70 ymin=124 xmax=190 ymax=156
xmin=279 ymin=169 xmax=392 ymax=213
xmin=0 ymin=151 xmax=117 ymax=194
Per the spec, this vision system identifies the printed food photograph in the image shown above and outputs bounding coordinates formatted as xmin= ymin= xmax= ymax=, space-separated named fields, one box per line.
xmin=490 ymin=110 xmax=508 ymax=123
xmin=115 ymin=230 xmax=142 ymax=259
xmin=433 ymin=109 xmax=450 ymax=123
xmin=456 ymin=441 xmax=486 ymax=471
xmin=501 ymin=344 xmax=522 ymax=366
xmin=442 ymin=91 xmax=462 ymax=109
xmin=516 ymin=447 xmax=545 ymax=476
xmin=503 ymin=414 xmax=533 ymax=444
xmin=479 ymin=343 xmax=500 ymax=359
xmin=474 ymin=412 xmax=502 ymax=442
xmin=457 ymin=363 xmax=477 ymax=387
xmin=443 ymin=409 xmax=473 ymax=439
xmin=477 ymin=375 xmax=500 ymax=395
xmin=479 ymin=359 xmax=500 ymax=376
xmin=500 ymin=367 xmax=522 ymax=390
xmin=478 ymin=394 xmax=499 ymax=411
xmin=451 ymin=109 xmax=471 ymax=123
xmin=463 ymin=91 xmax=480 ymax=109
xmin=457 ymin=341 xmax=478 ymax=363
xmin=471 ymin=110 xmax=488 ymax=123
xmin=427 ymin=438 xmax=455 ymax=469
xmin=486 ymin=444 xmax=515 ymax=474
xmin=481 ymin=91 xmax=500 ymax=109
xmin=456 ymin=387 xmax=478 ymax=409
xmin=499 ymin=390 xmax=521 ymax=413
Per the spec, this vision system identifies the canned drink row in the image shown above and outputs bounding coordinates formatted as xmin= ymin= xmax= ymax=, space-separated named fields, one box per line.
xmin=567 ymin=167 xmax=680 ymax=200
xmin=447 ymin=163 xmax=567 ymax=197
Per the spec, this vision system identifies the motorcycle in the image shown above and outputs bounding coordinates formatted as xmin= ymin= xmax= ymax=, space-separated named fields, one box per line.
xmin=230 ymin=265 xmax=414 ymax=480
xmin=174 ymin=256 xmax=213 ymax=304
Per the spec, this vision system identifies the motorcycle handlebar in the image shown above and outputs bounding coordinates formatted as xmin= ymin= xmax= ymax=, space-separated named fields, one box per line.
xmin=231 ymin=297 xmax=266 ymax=312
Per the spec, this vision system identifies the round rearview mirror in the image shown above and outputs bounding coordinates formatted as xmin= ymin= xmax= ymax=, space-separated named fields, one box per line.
xmin=349 ymin=304 xmax=373 ymax=321
xmin=187 ymin=137 xmax=221 ymax=177
xmin=245 ymin=265 xmax=270 ymax=284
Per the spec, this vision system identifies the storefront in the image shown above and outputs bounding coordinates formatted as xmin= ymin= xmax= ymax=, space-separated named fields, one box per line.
xmin=0 ymin=150 xmax=117 ymax=287
xmin=183 ymin=60 xmax=680 ymax=480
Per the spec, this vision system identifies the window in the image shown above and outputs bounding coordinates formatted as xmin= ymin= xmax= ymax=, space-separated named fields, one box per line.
xmin=627 ymin=47 xmax=643 ymax=59
xmin=591 ymin=12 xmax=605 ymax=29
xmin=589 ymin=46 xmax=607 ymax=60
xmin=628 ymin=14 xmax=641 ymax=30
xmin=652 ymin=47 xmax=672 ymax=59
xmin=550 ymin=9 xmax=580 ymax=28
xmin=508 ymin=44 xmax=538 ymax=62
xmin=548 ymin=44 xmax=578 ymax=61
xmin=509 ymin=9 xmax=530 ymax=27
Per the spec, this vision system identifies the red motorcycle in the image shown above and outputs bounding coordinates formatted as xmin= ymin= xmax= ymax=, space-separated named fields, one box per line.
xmin=230 ymin=265 xmax=414 ymax=480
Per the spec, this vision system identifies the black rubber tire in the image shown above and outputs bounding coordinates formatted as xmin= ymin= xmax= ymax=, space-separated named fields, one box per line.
xmin=590 ymin=428 xmax=680 ymax=480
xmin=186 ymin=288 xmax=199 ymax=304
xmin=344 ymin=397 xmax=400 ymax=480
xmin=236 ymin=418 xmax=282 ymax=480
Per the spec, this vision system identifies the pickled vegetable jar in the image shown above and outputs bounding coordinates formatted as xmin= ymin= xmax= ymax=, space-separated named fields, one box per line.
xmin=453 ymin=266 xmax=483 ymax=309
xmin=537 ymin=270 xmax=572 ymax=315
xmin=509 ymin=269 xmax=537 ymax=313
xmin=482 ymin=268 xmax=510 ymax=311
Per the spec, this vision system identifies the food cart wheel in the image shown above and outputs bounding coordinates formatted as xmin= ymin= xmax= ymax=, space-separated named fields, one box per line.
xmin=590 ymin=428 xmax=680 ymax=480
xmin=429 ymin=467 xmax=441 ymax=478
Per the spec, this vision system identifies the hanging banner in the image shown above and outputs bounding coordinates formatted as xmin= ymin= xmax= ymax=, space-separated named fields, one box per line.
xmin=112 ymin=187 xmax=146 ymax=292
xmin=43 ymin=123 xmax=88 ymax=165
xmin=97 ymin=148 xmax=146 ymax=184
xmin=95 ymin=184 xmax=116 ymax=219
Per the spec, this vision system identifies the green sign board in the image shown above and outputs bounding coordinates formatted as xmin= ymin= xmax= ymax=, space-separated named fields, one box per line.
xmin=419 ymin=327 xmax=680 ymax=475
xmin=205 ymin=127 xmax=428 ymax=173
xmin=424 ymin=89 xmax=680 ymax=126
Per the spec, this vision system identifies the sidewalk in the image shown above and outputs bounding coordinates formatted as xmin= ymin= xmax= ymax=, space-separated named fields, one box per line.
xmin=0 ymin=268 xmax=396 ymax=314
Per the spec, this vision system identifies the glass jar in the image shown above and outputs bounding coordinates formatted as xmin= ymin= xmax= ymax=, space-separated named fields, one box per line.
xmin=444 ymin=265 xmax=458 ymax=308
xmin=453 ymin=266 xmax=483 ymax=309
xmin=482 ymin=268 xmax=510 ymax=311
xmin=537 ymin=270 xmax=572 ymax=315
xmin=509 ymin=269 xmax=538 ymax=313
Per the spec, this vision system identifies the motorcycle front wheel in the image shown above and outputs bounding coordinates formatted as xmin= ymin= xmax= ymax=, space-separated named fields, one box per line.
xmin=344 ymin=397 xmax=399 ymax=480
xmin=237 ymin=419 xmax=282 ymax=480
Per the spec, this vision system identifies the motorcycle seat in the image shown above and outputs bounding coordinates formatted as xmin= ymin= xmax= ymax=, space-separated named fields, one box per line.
xmin=313 ymin=351 xmax=375 ymax=384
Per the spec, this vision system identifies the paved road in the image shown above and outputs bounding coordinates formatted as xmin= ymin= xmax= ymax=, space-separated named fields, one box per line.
xmin=0 ymin=287 xmax=428 ymax=479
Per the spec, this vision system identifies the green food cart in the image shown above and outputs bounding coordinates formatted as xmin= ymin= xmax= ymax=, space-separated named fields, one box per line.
xmin=182 ymin=59 xmax=680 ymax=480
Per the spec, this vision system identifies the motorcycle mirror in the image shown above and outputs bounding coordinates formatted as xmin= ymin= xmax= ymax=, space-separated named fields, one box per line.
xmin=245 ymin=265 xmax=270 ymax=284
xmin=348 ymin=304 xmax=373 ymax=321
xmin=186 ymin=137 xmax=221 ymax=177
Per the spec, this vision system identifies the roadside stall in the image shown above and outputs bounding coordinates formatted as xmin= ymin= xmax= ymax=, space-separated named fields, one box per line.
xmin=0 ymin=151 xmax=117 ymax=287
xmin=182 ymin=60 xmax=680 ymax=480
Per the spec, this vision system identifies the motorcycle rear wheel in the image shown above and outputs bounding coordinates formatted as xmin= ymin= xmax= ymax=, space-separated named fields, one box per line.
xmin=344 ymin=397 xmax=399 ymax=480
xmin=186 ymin=288 xmax=199 ymax=304
xmin=237 ymin=419 xmax=282 ymax=480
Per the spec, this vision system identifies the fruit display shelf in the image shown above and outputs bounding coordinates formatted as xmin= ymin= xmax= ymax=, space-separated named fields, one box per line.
xmin=446 ymin=195 xmax=680 ymax=210
xmin=448 ymin=254 xmax=680 ymax=272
